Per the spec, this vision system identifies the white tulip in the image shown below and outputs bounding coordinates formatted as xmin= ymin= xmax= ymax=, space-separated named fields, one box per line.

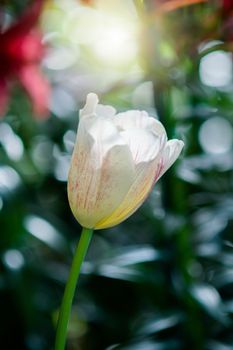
xmin=68 ymin=93 xmax=184 ymax=229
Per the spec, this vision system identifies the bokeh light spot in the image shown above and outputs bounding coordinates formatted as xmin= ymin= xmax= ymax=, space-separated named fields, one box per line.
xmin=3 ymin=250 xmax=24 ymax=270
xmin=199 ymin=117 xmax=233 ymax=154
xmin=0 ymin=123 xmax=24 ymax=161
xmin=24 ymin=215 xmax=66 ymax=251
xmin=63 ymin=130 xmax=76 ymax=152
xmin=50 ymin=87 xmax=77 ymax=117
xmin=199 ymin=50 xmax=232 ymax=88
xmin=0 ymin=166 xmax=21 ymax=192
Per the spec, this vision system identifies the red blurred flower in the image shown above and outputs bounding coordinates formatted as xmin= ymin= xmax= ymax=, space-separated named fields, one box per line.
xmin=155 ymin=0 xmax=207 ymax=13
xmin=0 ymin=0 xmax=50 ymax=118
xmin=79 ymin=0 xmax=94 ymax=5
xmin=221 ymin=0 xmax=233 ymax=42
xmin=222 ymin=0 xmax=233 ymax=14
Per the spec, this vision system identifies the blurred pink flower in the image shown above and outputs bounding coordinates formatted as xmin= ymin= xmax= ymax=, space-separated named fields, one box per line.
xmin=0 ymin=0 xmax=50 ymax=118
xmin=222 ymin=0 xmax=233 ymax=42
xmin=222 ymin=0 xmax=233 ymax=13
xmin=79 ymin=0 xmax=94 ymax=5
xmin=155 ymin=0 xmax=207 ymax=12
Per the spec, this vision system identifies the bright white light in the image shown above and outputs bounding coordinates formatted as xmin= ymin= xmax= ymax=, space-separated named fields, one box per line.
xmin=199 ymin=50 xmax=232 ymax=88
xmin=199 ymin=117 xmax=233 ymax=154
xmin=42 ymin=1 xmax=139 ymax=68
xmin=92 ymin=19 xmax=138 ymax=66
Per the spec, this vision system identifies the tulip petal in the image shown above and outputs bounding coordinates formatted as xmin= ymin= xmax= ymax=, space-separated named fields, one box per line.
xmin=96 ymin=104 xmax=116 ymax=118
xmin=120 ymin=128 xmax=164 ymax=164
xmin=95 ymin=129 xmax=166 ymax=229
xmin=68 ymin=115 xmax=135 ymax=228
xmin=80 ymin=93 xmax=99 ymax=118
xmin=114 ymin=110 xmax=167 ymax=138
xmin=80 ymin=93 xmax=116 ymax=119
xmin=95 ymin=139 xmax=184 ymax=230
xmin=95 ymin=157 xmax=161 ymax=229
xmin=158 ymin=139 xmax=184 ymax=179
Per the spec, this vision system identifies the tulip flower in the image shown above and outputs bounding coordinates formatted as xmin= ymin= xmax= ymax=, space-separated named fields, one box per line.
xmin=55 ymin=93 xmax=184 ymax=350
xmin=68 ymin=93 xmax=184 ymax=229
xmin=0 ymin=0 xmax=50 ymax=118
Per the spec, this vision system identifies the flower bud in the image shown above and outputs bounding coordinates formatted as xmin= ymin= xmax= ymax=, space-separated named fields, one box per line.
xmin=68 ymin=93 xmax=184 ymax=229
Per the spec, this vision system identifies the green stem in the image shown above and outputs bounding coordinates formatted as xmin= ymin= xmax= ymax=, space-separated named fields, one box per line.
xmin=55 ymin=227 xmax=93 ymax=350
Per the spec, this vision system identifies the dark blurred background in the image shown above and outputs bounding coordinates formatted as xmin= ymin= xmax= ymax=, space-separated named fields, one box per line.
xmin=1 ymin=0 xmax=233 ymax=349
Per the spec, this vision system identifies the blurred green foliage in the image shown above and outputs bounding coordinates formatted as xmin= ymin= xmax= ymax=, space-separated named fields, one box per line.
xmin=1 ymin=0 xmax=233 ymax=349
